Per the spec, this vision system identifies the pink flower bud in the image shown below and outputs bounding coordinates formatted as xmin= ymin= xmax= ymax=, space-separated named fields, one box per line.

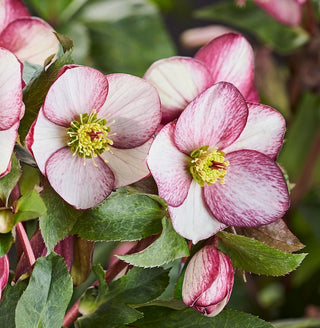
xmin=0 ymin=254 xmax=9 ymax=300
xmin=182 ymin=245 xmax=234 ymax=317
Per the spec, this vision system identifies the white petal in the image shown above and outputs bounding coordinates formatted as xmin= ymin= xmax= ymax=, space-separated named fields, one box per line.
xmin=169 ymin=180 xmax=226 ymax=244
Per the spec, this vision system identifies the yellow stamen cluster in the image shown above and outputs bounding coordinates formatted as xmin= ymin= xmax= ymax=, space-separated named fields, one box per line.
xmin=67 ymin=110 xmax=114 ymax=161
xmin=189 ymin=146 xmax=229 ymax=186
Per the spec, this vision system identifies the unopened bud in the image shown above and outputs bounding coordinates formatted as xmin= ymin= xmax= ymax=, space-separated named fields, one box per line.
xmin=0 ymin=208 xmax=15 ymax=233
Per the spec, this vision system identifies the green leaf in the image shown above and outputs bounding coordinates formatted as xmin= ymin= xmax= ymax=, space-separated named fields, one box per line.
xmin=0 ymin=154 xmax=21 ymax=205
xmin=13 ymin=189 xmax=47 ymax=223
xmin=0 ymin=280 xmax=28 ymax=328
xmin=134 ymin=307 xmax=274 ymax=328
xmin=0 ymin=232 xmax=14 ymax=256
xmin=54 ymin=32 xmax=74 ymax=52
xmin=15 ymin=253 xmax=73 ymax=328
xmin=79 ymin=0 xmax=175 ymax=76
xmin=118 ymin=217 xmax=189 ymax=267
xmin=272 ymin=318 xmax=320 ymax=328
xmin=18 ymin=164 xmax=40 ymax=195
xmin=195 ymin=0 xmax=309 ymax=54
xmin=72 ymin=188 xmax=164 ymax=241
xmin=19 ymin=49 xmax=74 ymax=141
xmin=218 ymin=231 xmax=307 ymax=276
xmin=40 ymin=180 xmax=81 ymax=251
xmin=22 ymin=61 xmax=43 ymax=85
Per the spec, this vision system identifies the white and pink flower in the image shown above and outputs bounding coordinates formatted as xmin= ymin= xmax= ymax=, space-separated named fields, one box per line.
xmin=0 ymin=0 xmax=59 ymax=65
xmin=0 ymin=47 xmax=24 ymax=177
xmin=0 ymin=254 xmax=9 ymax=300
xmin=144 ymin=33 xmax=259 ymax=124
xmin=26 ymin=65 xmax=161 ymax=210
xmin=182 ymin=245 xmax=234 ymax=317
xmin=147 ymin=82 xmax=290 ymax=243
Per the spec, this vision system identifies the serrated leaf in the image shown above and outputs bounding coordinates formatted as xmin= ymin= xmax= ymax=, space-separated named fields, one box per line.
xmin=118 ymin=217 xmax=189 ymax=267
xmin=71 ymin=236 xmax=94 ymax=286
xmin=13 ymin=189 xmax=46 ymax=223
xmin=218 ymin=231 xmax=307 ymax=276
xmin=40 ymin=180 xmax=81 ymax=251
xmin=0 ymin=154 xmax=21 ymax=205
xmin=72 ymin=188 xmax=164 ymax=241
xmin=0 ymin=232 xmax=14 ymax=257
xmin=19 ymin=49 xmax=74 ymax=141
xmin=54 ymin=32 xmax=74 ymax=52
xmin=236 ymin=219 xmax=305 ymax=253
xmin=195 ymin=0 xmax=309 ymax=54
xmin=0 ymin=280 xmax=28 ymax=328
xmin=134 ymin=307 xmax=274 ymax=328
xmin=15 ymin=253 xmax=73 ymax=328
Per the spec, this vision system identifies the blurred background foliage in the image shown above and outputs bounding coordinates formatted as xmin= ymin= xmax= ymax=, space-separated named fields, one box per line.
xmin=23 ymin=0 xmax=320 ymax=325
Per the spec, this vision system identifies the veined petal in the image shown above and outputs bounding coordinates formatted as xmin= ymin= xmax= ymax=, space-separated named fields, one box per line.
xmin=204 ymin=150 xmax=290 ymax=227
xmin=147 ymin=122 xmax=191 ymax=207
xmin=223 ymin=103 xmax=286 ymax=160
xmin=46 ymin=147 xmax=115 ymax=210
xmin=26 ymin=110 xmax=67 ymax=174
xmin=255 ymin=0 xmax=302 ymax=27
xmin=0 ymin=47 xmax=23 ymax=130
xmin=0 ymin=17 xmax=59 ymax=65
xmin=100 ymin=139 xmax=152 ymax=189
xmin=98 ymin=73 xmax=161 ymax=148
xmin=169 ymin=180 xmax=226 ymax=243
xmin=0 ymin=0 xmax=29 ymax=34
xmin=194 ymin=33 xmax=258 ymax=101
xmin=0 ymin=121 xmax=19 ymax=177
xmin=144 ymin=57 xmax=214 ymax=123
xmin=174 ymin=82 xmax=248 ymax=154
xmin=43 ymin=66 xmax=109 ymax=126
xmin=0 ymin=254 xmax=9 ymax=300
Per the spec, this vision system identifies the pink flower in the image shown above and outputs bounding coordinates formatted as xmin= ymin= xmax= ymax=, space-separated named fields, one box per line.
xmin=26 ymin=65 xmax=161 ymax=210
xmin=182 ymin=245 xmax=234 ymax=317
xmin=238 ymin=0 xmax=306 ymax=27
xmin=144 ymin=33 xmax=259 ymax=124
xmin=147 ymin=82 xmax=290 ymax=243
xmin=0 ymin=254 xmax=9 ymax=300
xmin=0 ymin=47 xmax=24 ymax=177
xmin=0 ymin=0 xmax=60 ymax=65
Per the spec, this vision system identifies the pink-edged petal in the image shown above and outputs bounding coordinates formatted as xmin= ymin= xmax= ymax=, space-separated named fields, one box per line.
xmin=0 ymin=17 xmax=59 ymax=65
xmin=46 ymin=147 xmax=115 ymax=210
xmin=100 ymin=139 xmax=153 ymax=189
xmin=169 ymin=180 xmax=226 ymax=243
xmin=223 ymin=103 xmax=286 ymax=160
xmin=0 ymin=254 xmax=9 ymax=299
xmin=255 ymin=0 xmax=302 ymax=27
xmin=194 ymin=33 xmax=258 ymax=102
xmin=147 ymin=122 xmax=191 ymax=207
xmin=174 ymin=82 xmax=248 ymax=154
xmin=43 ymin=66 xmax=108 ymax=126
xmin=0 ymin=0 xmax=29 ymax=33
xmin=0 ymin=47 xmax=23 ymax=130
xmin=0 ymin=121 xmax=19 ymax=177
xmin=204 ymin=150 xmax=290 ymax=227
xmin=26 ymin=110 xmax=67 ymax=174
xmin=98 ymin=73 xmax=161 ymax=148
xmin=144 ymin=57 xmax=214 ymax=123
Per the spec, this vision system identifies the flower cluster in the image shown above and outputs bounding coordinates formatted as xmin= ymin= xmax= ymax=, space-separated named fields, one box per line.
xmin=0 ymin=0 xmax=293 ymax=319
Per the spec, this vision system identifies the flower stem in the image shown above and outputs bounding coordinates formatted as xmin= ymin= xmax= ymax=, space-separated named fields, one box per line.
xmin=15 ymin=222 xmax=35 ymax=270
xmin=62 ymin=300 xmax=80 ymax=327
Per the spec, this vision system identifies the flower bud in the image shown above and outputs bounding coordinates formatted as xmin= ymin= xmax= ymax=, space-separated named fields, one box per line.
xmin=182 ymin=245 xmax=234 ymax=317
xmin=0 ymin=254 xmax=9 ymax=300
xmin=0 ymin=208 xmax=15 ymax=233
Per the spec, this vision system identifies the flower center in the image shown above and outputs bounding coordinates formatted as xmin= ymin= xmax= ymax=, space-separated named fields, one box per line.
xmin=189 ymin=146 xmax=229 ymax=186
xmin=66 ymin=110 xmax=114 ymax=159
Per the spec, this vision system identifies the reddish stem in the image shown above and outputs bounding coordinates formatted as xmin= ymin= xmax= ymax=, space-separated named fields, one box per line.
xmin=15 ymin=222 xmax=35 ymax=270
xmin=62 ymin=300 xmax=80 ymax=327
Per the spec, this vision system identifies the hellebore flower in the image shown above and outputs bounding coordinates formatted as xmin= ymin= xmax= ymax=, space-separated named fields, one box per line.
xmin=0 ymin=254 xmax=9 ymax=300
xmin=182 ymin=245 xmax=234 ymax=317
xmin=0 ymin=47 xmax=24 ymax=177
xmin=0 ymin=0 xmax=59 ymax=65
xmin=144 ymin=33 xmax=258 ymax=123
xmin=26 ymin=65 xmax=161 ymax=210
xmin=147 ymin=82 xmax=290 ymax=243
xmin=238 ymin=0 xmax=306 ymax=27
